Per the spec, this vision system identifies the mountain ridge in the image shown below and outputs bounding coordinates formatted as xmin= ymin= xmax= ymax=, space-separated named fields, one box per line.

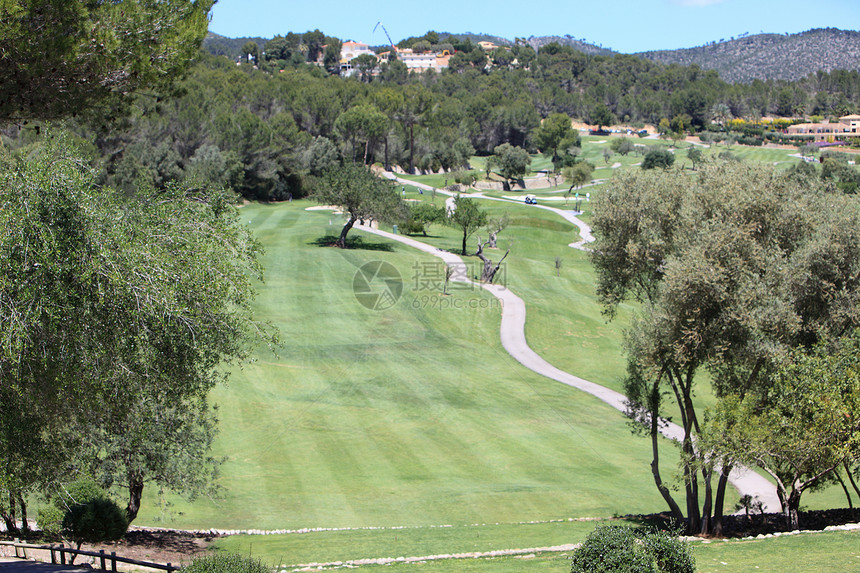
xmin=204 ymin=27 xmax=860 ymax=83
xmin=636 ymin=28 xmax=860 ymax=83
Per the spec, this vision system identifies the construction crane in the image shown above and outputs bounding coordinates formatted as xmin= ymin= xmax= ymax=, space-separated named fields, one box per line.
xmin=373 ymin=21 xmax=396 ymax=51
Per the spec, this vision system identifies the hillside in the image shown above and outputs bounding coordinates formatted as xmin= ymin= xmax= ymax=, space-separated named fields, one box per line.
xmin=437 ymin=32 xmax=513 ymax=47
xmin=204 ymin=27 xmax=860 ymax=83
xmin=526 ymin=34 xmax=615 ymax=56
xmin=204 ymin=32 xmax=270 ymax=60
xmin=637 ymin=28 xmax=860 ymax=83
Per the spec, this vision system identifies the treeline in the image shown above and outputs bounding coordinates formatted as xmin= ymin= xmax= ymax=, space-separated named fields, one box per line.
xmin=6 ymin=39 xmax=858 ymax=202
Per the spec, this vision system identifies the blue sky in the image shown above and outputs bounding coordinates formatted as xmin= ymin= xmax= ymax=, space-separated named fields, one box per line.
xmin=209 ymin=0 xmax=859 ymax=53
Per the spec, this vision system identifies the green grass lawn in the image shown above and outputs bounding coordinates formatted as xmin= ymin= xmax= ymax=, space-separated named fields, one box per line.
xmin=382 ymin=192 xmax=654 ymax=401
xmin=135 ymin=201 xmax=683 ymax=534
xmin=211 ymin=526 xmax=860 ymax=572
xmin=213 ymin=517 xmax=629 ymax=569
xmin=694 ymin=530 xmax=860 ymax=573
xmin=132 ymin=140 xmax=852 ymax=568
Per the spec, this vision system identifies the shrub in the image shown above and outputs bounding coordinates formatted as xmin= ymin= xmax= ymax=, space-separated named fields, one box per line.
xmin=36 ymin=505 xmax=65 ymax=536
xmin=56 ymin=479 xmax=105 ymax=510
xmin=41 ymin=478 xmax=128 ymax=556
xmin=570 ymin=526 xmax=695 ymax=573
xmin=718 ymin=151 xmax=741 ymax=162
xmin=181 ymin=553 xmax=270 ymax=573
xmin=611 ymin=138 xmax=635 ymax=156
xmin=737 ymin=136 xmax=763 ymax=146
xmin=452 ymin=169 xmax=478 ymax=185
xmin=821 ymin=150 xmax=850 ymax=162
xmin=399 ymin=218 xmax=425 ymax=234
xmin=642 ymin=149 xmax=675 ymax=170
xmin=62 ymin=497 xmax=128 ymax=550
xmin=401 ymin=202 xmax=445 ymax=236
xmin=740 ymin=126 xmax=764 ymax=137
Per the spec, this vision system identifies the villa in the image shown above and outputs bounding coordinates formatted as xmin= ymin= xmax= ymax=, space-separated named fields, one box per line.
xmin=787 ymin=114 xmax=860 ymax=140
xmin=377 ymin=48 xmax=451 ymax=72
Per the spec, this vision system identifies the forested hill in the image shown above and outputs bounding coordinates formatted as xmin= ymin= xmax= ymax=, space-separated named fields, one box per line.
xmin=526 ymin=35 xmax=615 ymax=57
xmin=437 ymin=32 xmax=512 ymax=47
xmin=204 ymin=32 xmax=270 ymax=59
xmin=206 ymin=27 xmax=860 ymax=84
xmin=637 ymin=28 xmax=860 ymax=83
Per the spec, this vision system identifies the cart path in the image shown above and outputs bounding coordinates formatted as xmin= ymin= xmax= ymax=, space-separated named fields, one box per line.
xmin=383 ymin=172 xmax=593 ymax=250
xmin=364 ymin=175 xmax=780 ymax=512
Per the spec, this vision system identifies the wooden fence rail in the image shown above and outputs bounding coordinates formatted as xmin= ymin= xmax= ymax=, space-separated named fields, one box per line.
xmin=0 ymin=539 xmax=178 ymax=571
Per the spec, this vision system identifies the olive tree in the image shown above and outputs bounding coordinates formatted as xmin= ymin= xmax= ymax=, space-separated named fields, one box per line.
xmin=447 ymin=194 xmax=488 ymax=255
xmin=591 ymin=159 xmax=860 ymax=535
xmin=314 ymin=164 xmax=406 ymax=248
xmin=492 ymin=143 xmax=531 ymax=189
xmin=702 ymin=336 xmax=860 ymax=530
xmin=0 ymin=134 xmax=275 ymax=524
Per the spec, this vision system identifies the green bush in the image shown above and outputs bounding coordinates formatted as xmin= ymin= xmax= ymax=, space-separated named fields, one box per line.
xmin=738 ymin=125 xmax=764 ymax=137
xmin=570 ymin=526 xmax=695 ymax=573
xmin=62 ymin=497 xmax=128 ymax=548
xmin=56 ymin=479 xmax=106 ymax=510
xmin=737 ymin=136 xmax=763 ymax=146
xmin=452 ymin=169 xmax=478 ymax=185
xmin=41 ymin=478 xmax=128 ymax=551
xmin=181 ymin=553 xmax=270 ymax=573
xmin=399 ymin=218 xmax=426 ymax=235
xmin=36 ymin=505 xmax=65 ymax=536
xmin=642 ymin=149 xmax=675 ymax=170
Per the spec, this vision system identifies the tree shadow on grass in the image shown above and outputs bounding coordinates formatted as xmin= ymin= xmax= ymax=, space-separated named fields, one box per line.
xmin=308 ymin=235 xmax=395 ymax=252
xmin=402 ymin=233 xmax=444 ymax=240
xmin=613 ymin=509 xmax=860 ymax=538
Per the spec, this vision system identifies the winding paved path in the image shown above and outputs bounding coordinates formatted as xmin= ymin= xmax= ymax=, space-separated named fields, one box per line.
xmin=363 ymin=173 xmax=781 ymax=512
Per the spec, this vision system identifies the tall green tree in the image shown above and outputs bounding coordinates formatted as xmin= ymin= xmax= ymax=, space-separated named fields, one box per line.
xmin=302 ymin=29 xmax=326 ymax=63
xmin=335 ymin=103 xmax=388 ymax=165
xmin=372 ymin=88 xmax=404 ymax=171
xmin=0 ymin=135 xmax=274 ymax=525
xmin=448 ymin=194 xmax=488 ymax=256
xmin=313 ymin=164 xmax=406 ymax=248
xmin=241 ymin=41 xmax=260 ymax=63
xmin=591 ymin=159 xmax=860 ymax=535
xmin=323 ymin=37 xmax=343 ymax=72
xmin=396 ymin=86 xmax=433 ymax=174
xmin=0 ymin=0 xmax=213 ymax=121
xmin=492 ymin=143 xmax=531 ymax=188
xmin=532 ymin=112 xmax=580 ymax=170
xmin=590 ymin=103 xmax=615 ymax=130
xmin=352 ymin=54 xmax=379 ymax=83
xmin=703 ymin=336 xmax=860 ymax=530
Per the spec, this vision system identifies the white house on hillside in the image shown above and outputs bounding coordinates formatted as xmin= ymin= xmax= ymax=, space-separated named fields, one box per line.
xmin=339 ymin=41 xmax=376 ymax=76
xmin=340 ymin=41 xmax=374 ymax=62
